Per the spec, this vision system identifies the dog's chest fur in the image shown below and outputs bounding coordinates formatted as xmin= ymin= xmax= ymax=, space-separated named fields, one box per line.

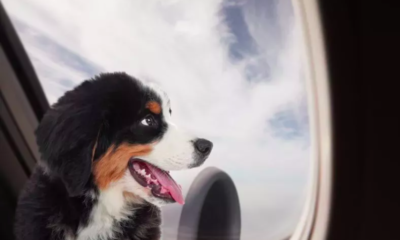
xmin=75 ymin=188 xmax=161 ymax=240
xmin=77 ymin=187 xmax=160 ymax=240
xmin=14 ymin=168 xmax=161 ymax=240
xmin=61 ymin=195 xmax=160 ymax=240
xmin=76 ymin=187 xmax=132 ymax=240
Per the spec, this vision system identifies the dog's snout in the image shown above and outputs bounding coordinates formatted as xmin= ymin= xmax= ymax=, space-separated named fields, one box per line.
xmin=194 ymin=138 xmax=213 ymax=156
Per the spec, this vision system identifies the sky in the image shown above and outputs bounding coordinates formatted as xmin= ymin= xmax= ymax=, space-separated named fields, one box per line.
xmin=3 ymin=0 xmax=311 ymax=239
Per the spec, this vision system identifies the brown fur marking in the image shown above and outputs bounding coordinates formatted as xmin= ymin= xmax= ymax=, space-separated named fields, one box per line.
xmin=93 ymin=143 xmax=152 ymax=189
xmin=146 ymin=101 xmax=161 ymax=114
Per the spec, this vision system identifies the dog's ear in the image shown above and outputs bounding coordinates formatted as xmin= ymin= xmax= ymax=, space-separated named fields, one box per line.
xmin=35 ymin=90 xmax=104 ymax=196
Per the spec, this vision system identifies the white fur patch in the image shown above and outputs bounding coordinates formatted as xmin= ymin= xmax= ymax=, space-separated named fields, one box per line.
xmin=144 ymin=122 xmax=196 ymax=170
xmin=76 ymin=184 xmax=133 ymax=240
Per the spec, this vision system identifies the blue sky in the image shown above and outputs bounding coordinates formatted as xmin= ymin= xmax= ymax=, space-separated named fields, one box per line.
xmin=3 ymin=0 xmax=310 ymax=239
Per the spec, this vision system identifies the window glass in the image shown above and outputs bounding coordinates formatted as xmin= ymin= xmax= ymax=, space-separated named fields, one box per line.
xmin=4 ymin=0 xmax=310 ymax=239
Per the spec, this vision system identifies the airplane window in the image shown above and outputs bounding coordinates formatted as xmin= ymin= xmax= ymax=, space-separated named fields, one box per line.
xmin=3 ymin=0 xmax=311 ymax=239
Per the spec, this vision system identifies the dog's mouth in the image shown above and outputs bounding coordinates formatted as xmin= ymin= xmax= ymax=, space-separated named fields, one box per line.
xmin=128 ymin=158 xmax=184 ymax=205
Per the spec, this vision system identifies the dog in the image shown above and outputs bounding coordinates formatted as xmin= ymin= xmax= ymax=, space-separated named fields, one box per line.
xmin=14 ymin=72 xmax=213 ymax=240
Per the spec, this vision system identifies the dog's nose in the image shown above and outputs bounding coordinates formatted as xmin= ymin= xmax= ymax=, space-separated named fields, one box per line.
xmin=194 ymin=138 xmax=213 ymax=156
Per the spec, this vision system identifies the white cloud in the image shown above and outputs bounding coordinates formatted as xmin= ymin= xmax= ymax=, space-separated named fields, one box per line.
xmin=3 ymin=0 xmax=311 ymax=239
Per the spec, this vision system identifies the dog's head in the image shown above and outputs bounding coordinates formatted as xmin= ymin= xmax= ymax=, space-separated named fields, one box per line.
xmin=36 ymin=72 xmax=213 ymax=205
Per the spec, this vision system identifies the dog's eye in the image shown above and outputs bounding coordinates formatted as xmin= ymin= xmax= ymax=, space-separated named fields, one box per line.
xmin=141 ymin=115 xmax=157 ymax=127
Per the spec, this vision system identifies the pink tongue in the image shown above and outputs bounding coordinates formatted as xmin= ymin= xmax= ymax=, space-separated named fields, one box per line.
xmin=145 ymin=163 xmax=184 ymax=205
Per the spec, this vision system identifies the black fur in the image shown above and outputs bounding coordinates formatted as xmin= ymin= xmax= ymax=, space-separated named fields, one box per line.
xmin=15 ymin=72 xmax=166 ymax=240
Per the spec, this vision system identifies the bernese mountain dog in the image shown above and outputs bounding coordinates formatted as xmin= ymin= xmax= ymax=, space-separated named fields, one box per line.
xmin=14 ymin=72 xmax=213 ymax=240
